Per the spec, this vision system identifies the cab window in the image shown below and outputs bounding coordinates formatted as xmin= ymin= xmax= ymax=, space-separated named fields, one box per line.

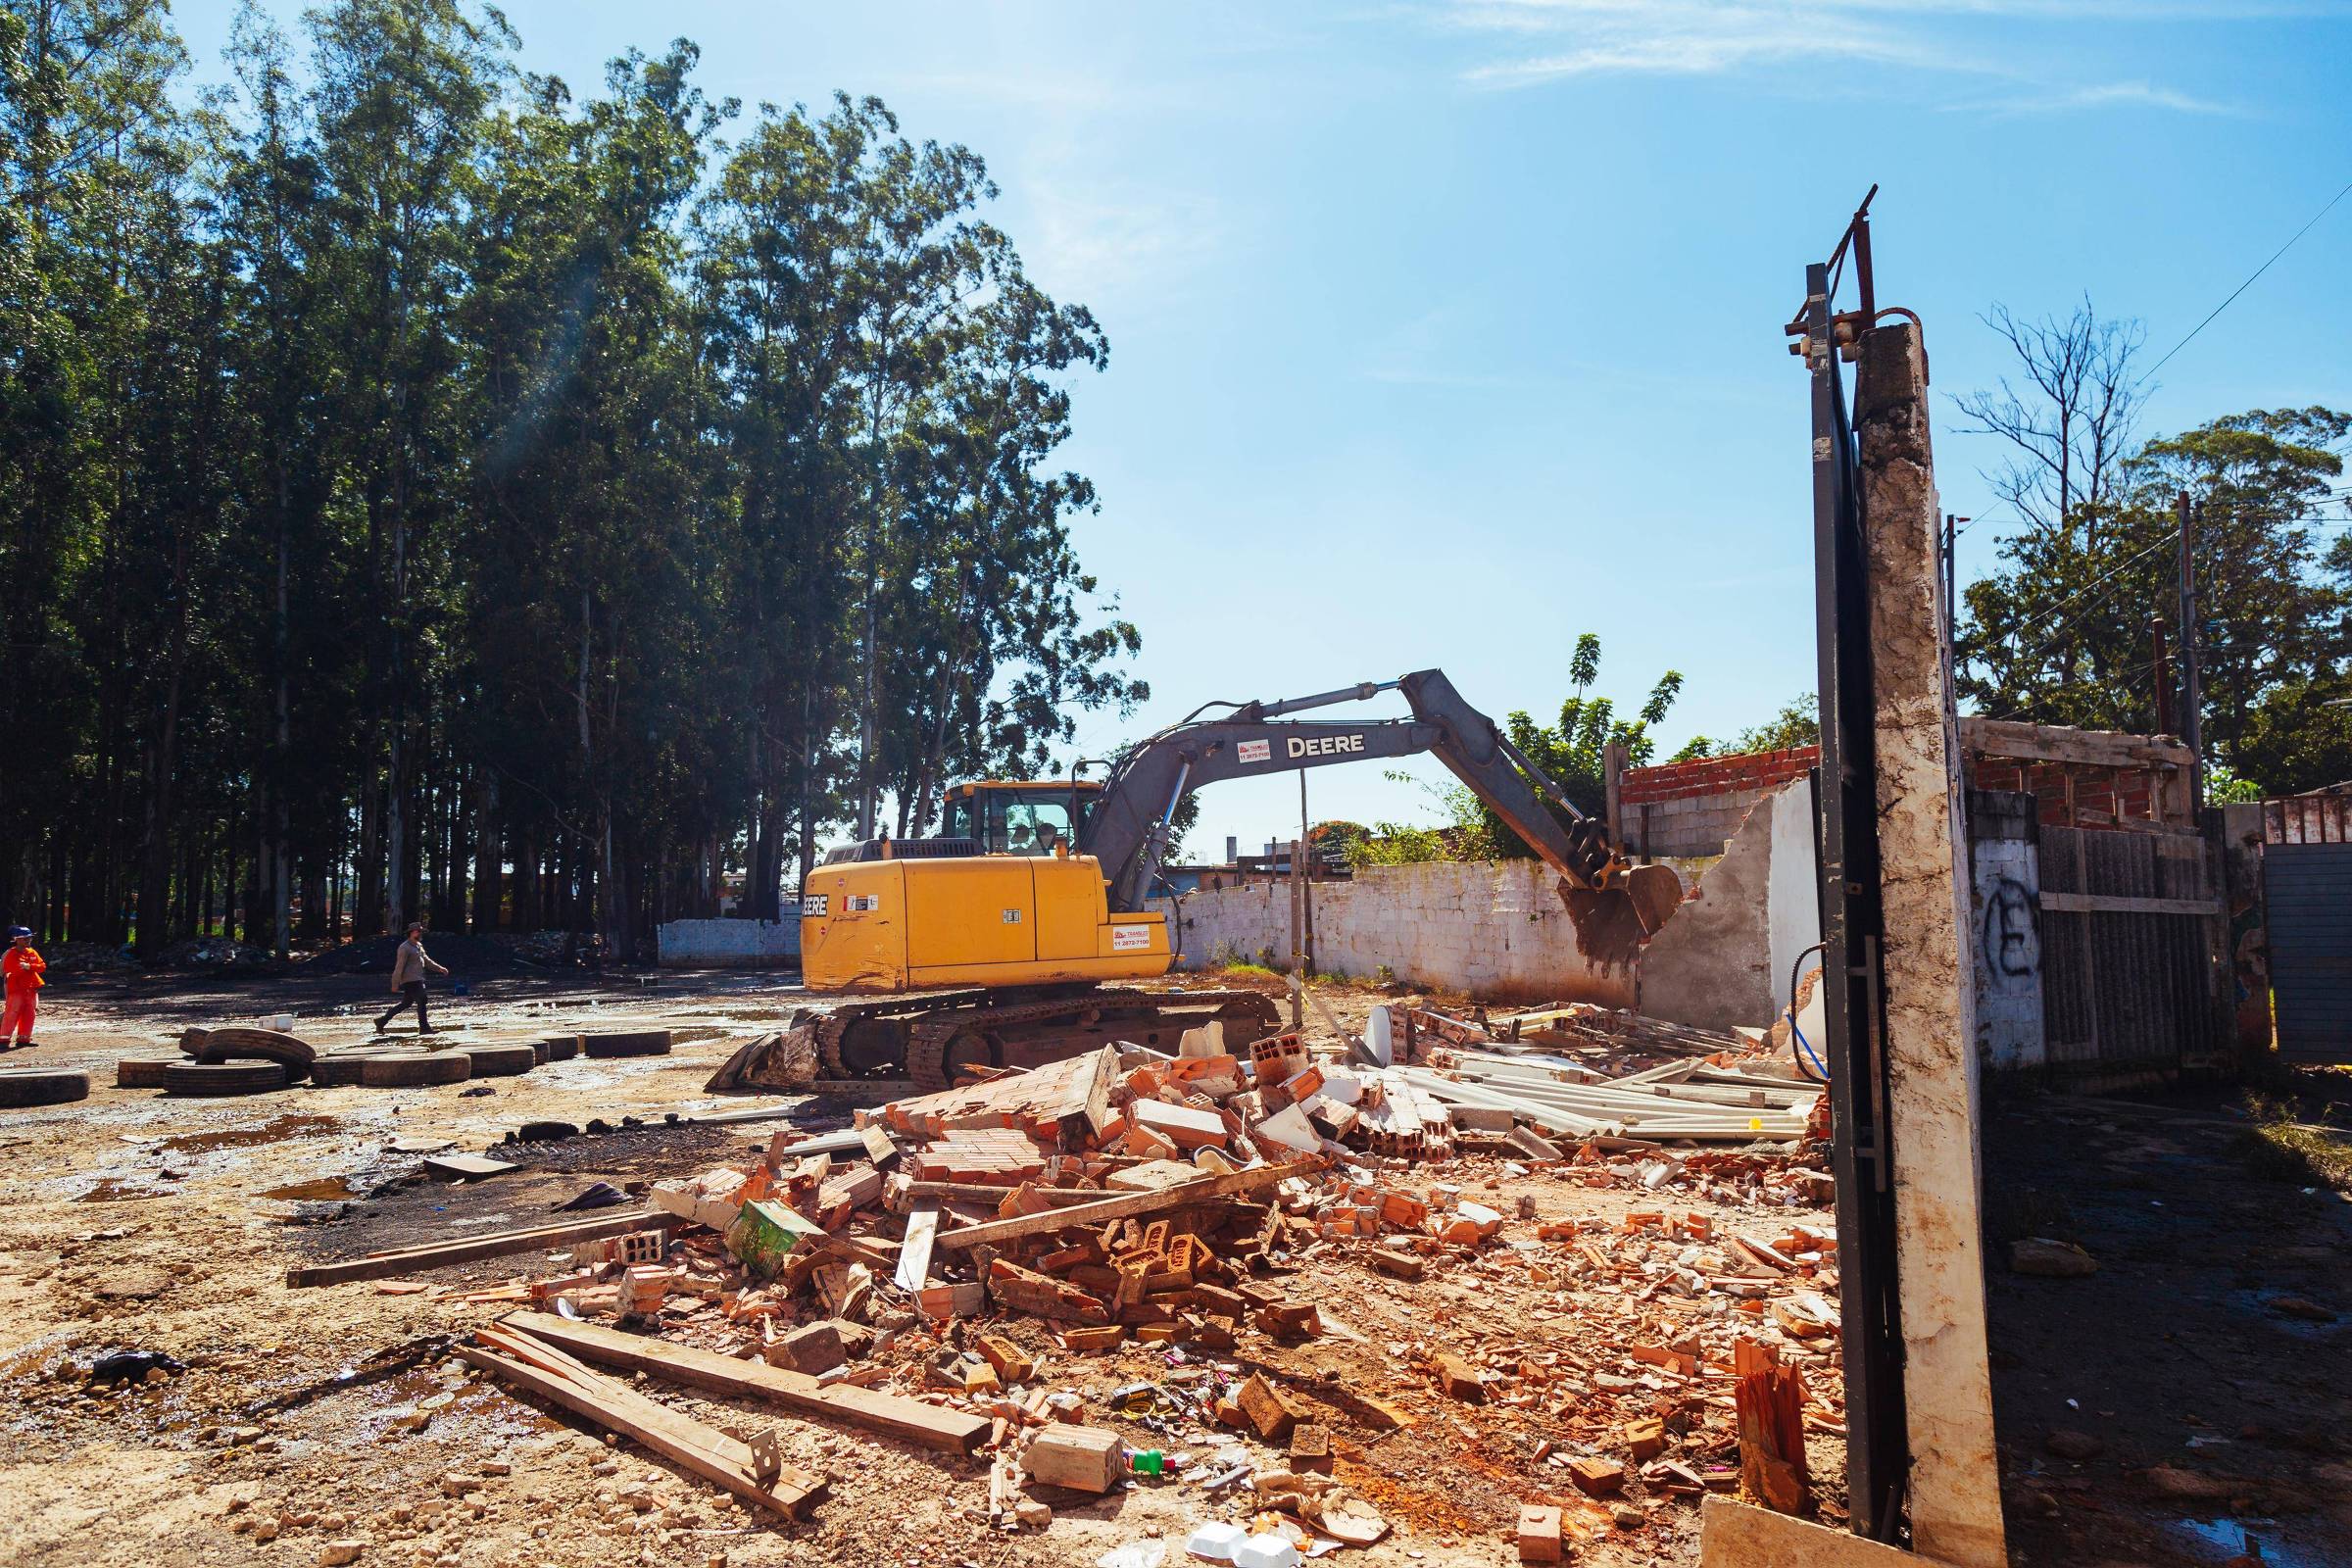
xmin=1003 ymin=798 xmax=1073 ymax=857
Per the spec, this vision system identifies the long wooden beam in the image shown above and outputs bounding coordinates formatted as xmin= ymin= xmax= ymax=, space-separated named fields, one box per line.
xmin=287 ymin=1209 xmax=681 ymax=1288
xmin=933 ymin=1158 xmax=1321 ymax=1252
xmin=500 ymin=1310 xmax=990 ymax=1453
xmin=459 ymin=1337 xmax=827 ymax=1518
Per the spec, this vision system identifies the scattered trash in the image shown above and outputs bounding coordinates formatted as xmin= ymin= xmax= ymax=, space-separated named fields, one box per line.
xmin=554 ymin=1181 xmax=627 ymax=1212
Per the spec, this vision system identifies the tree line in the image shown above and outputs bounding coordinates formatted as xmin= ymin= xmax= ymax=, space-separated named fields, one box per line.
xmin=0 ymin=0 xmax=1146 ymax=958
xmin=1953 ymin=300 xmax=2352 ymax=794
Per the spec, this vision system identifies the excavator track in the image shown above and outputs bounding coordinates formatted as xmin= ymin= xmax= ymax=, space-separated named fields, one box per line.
xmin=812 ymin=986 xmax=1283 ymax=1090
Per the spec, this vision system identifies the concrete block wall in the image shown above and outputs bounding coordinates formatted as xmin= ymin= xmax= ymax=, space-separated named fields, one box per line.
xmin=1621 ymin=747 xmax=1819 ymax=858
xmin=1171 ymin=778 xmax=1823 ymax=1035
xmin=656 ymin=917 xmax=801 ymax=968
xmin=1163 ymin=859 xmax=1637 ymax=1007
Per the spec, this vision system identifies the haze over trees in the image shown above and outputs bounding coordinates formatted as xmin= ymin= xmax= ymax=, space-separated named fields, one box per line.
xmin=0 ymin=0 xmax=1144 ymax=957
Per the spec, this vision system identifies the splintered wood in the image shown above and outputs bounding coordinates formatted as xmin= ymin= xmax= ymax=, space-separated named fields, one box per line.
xmin=1735 ymin=1340 xmax=1812 ymax=1515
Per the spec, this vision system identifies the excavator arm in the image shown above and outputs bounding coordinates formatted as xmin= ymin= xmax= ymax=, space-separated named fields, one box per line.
xmin=1081 ymin=667 xmax=1643 ymax=917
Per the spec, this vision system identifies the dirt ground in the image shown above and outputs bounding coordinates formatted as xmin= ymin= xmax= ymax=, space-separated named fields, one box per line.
xmin=0 ymin=966 xmax=1844 ymax=1568
xmin=1983 ymin=1078 xmax=2352 ymax=1568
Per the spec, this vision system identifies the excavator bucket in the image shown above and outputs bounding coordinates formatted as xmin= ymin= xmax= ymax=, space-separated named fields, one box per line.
xmin=1624 ymin=862 xmax=1685 ymax=937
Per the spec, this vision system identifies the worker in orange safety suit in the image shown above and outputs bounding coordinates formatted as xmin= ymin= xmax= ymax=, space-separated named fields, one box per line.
xmin=2 ymin=926 xmax=45 ymax=1049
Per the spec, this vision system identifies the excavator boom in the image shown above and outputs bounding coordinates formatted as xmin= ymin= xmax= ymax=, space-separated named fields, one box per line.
xmin=1082 ymin=668 xmax=1631 ymax=915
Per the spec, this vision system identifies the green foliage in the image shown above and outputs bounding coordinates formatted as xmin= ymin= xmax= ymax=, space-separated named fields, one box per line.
xmin=1954 ymin=301 xmax=2351 ymax=798
xmin=2230 ymin=676 xmax=2352 ymax=797
xmin=1343 ymin=770 xmax=1498 ymax=866
xmin=0 ymin=1 xmax=1147 ymax=955
xmin=1481 ymin=633 xmax=1683 ymax=858
xmin=1671 ymin=693 xmax=1819 ymax=762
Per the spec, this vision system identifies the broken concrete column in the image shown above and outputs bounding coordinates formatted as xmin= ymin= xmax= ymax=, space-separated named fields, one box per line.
xmin=1853 ymin=319 xmax=2007 ymax=1568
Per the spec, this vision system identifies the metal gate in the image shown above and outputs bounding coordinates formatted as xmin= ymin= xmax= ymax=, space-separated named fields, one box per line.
xmin=2035 ymin=823 xmax=2230 ymax=1080
xmin=2263 ymin=796 xmax=2352 ymax=1063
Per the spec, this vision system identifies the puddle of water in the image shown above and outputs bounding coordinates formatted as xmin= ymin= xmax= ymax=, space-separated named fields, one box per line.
xmin=259 ymin=1177 xmax=356 ymax=1201
xmin=2171 ymin=1514 xmax=2334 ymax=1568
xmin=159 ymin=1113 xmax=339 ymax=1156
xmin=77 ymin=1179 xmax=172 ymax=1203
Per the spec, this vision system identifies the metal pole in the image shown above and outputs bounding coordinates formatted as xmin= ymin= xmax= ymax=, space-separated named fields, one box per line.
xmin=2150 ymin=613 xmax=2174 ymax=737
xmin=1287 ymin=837 xmax=1304 ymax=1031
xmin=1298 ymin=772 xmax=1314 ymax=977
xmin=1804 ymin=257 xmax=1908 ymax=1542
xmin=2177 ymin=491 xmax=2203 ymax=810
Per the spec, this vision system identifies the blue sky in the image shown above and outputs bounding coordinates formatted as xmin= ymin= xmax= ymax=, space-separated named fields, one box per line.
xmin=177 ymin=0 xmax=2352 ymax=860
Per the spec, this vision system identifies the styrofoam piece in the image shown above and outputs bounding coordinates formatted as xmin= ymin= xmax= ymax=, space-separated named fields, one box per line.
xmin=1185 ymin=1521 xmax=1250 ymax=1561
xmin=1230 ymin=1535 xmax=1300 ymax=1568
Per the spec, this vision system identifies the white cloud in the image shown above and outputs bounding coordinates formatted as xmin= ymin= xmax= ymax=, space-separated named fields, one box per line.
xmin=1949 ymin=77 xmax=2240 ymax=114
xmin=1439 ymin=0 xmax=2258 ymax=112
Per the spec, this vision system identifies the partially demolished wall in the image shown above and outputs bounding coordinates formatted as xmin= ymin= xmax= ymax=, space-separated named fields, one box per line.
xmin=1169 ymin=793 xmax=1822 ymax=1033
xmin=1164 ymin=858 xmax=1639 ymax=1007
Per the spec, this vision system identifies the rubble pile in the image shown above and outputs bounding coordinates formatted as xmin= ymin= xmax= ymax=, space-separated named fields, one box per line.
xmin=410 ymin=1005 xmax=1848 ymax=1556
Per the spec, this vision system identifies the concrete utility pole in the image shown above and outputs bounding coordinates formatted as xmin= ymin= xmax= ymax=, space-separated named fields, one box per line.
xmin=2177 ymin=491 xmax=2204 ymax=809
xmin=1854 ymin=319 xmax=2008 ymax=1568
xmin=1602 ymin=742 xmax=1628 ymax=847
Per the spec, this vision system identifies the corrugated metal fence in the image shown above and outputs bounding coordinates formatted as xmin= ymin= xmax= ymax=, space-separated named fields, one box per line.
xmin=2259 ymin=796 xmax=2352 ymax=1065
xmin=2034 ymin=823 xmax=2230 ymax=1082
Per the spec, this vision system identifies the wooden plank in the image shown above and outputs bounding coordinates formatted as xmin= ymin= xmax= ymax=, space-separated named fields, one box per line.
xmin=1959 ymin=716 xmax=2195 ymax=771
xmin=895 ymin=1203 xmax=939 ymax=1293
xmin=2035 ymin=892 xmax=2224 ymax=917
xmin=423 ymin=1153 xmax=517 ymax=1181
xmin=934 ymin=1158 xmax=1322 ymax=1252
xmin=500 ymin=1310 xmax=990 ymax=1453
xmin=897 ymin=1180 xmax=1107 ymax=1205
xmin=286 ymin=1209 xmax=680 ymax=1288
xmin=459 ymin=1341 xmax=826 ymax=1518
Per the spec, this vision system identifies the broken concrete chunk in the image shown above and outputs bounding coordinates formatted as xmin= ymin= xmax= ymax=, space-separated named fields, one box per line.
xmin=1516 ymin=1503 xmax=1564 ymax=1563
xmin=1022 ymin=1424 xmax=1123 ymax=1493
xmin=2009 ymin=1237 xmax=2097 ymax=1278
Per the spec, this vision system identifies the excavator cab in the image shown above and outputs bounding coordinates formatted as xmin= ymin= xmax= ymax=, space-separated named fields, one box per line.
xmin=939 ymin=780 xmax=1100 ymax=857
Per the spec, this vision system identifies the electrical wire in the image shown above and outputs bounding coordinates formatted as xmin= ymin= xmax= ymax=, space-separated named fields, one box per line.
xmin=2142 ymin=176 xmax=2352 ymax=380
xmin=1785 ymin=941 xmax=1830 ymax=1085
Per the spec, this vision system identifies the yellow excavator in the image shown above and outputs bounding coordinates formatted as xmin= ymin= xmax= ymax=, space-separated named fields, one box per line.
xmin=799 ymin=668 xmax=1682 ymax=1086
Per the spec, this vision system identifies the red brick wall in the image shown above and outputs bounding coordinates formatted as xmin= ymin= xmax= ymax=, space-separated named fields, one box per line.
xmin=1969 ymin=759 xmax=2167 ymax=828
xmin=1620 ymin=746 xmax=1819 ymax=806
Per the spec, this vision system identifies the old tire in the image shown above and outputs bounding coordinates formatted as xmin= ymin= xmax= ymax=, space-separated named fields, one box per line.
xmin=541 ymin=1034 xmax=581 ymax=1062
xmin=177 ymin=1026 xmax=212 ymax=1057
xmin=360 ymin=1053 xmax=473 ymax=1088
xmin=582 ymin=1030 xmax=671 ymax=1059
xmin=115 ymin=1058 xmax=178 ymax=1090
xmin=0 ymin=1068 xmax=91 ymax=1107
xmin=195 ymin=1026 xmax=317 ymax=1081
xmin=464 ymin=1043 xmax=538 ymax=1077
xmin=162 ymin=1062 xmax=287 ymax=1098
xmin=310 ymin=1052 xmax=397 ymax=1087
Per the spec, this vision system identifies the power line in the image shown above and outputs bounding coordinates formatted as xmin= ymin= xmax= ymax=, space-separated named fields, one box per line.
xmin=2143 ymin=176 xmax=2352 ymax=380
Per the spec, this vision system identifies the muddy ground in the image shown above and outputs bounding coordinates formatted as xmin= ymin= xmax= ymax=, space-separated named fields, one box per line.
xmin=0 ymin=966 xmax=1853 ymax=1568
xmin=1984 ymin=1079 xmax=2352 ymax=1568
